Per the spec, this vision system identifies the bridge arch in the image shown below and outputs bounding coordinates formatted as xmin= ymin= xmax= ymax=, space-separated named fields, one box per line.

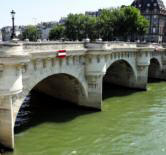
xmin=104 ymin=59 xmax=137 ymax=88
xmin=148 ymin=58 xmax=162 ymax=79
xmin=14 ymin=72 xmax=88 ymax=126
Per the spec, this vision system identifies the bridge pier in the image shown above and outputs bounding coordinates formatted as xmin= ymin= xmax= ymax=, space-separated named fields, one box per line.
xmin=0 ymin=96 xmax=14 ymax=150
xmin=85 ymin=54 xmax=106 ymax=110
xmin=160 ymin=56 xmax=166 ymax=80
xmin=135 ymin=50 xmax=150 ymax=90
xmin=85 ymin=74 xmax=103 ymax=110
xmin=160 ymin=68 xmax=166 ymax=80
xmin=0 ymin=42 xmax=29 ymax=149
xmin=135 ymin=65 xmax=149 ymax=90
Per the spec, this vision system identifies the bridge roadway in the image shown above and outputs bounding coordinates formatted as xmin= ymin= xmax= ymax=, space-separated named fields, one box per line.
xmin=0 ymin=40 xmax=166 ymax=149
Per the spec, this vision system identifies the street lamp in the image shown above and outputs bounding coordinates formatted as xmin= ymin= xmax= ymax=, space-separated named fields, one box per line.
xmin=10 ymin=10 xmax=16 ymax=39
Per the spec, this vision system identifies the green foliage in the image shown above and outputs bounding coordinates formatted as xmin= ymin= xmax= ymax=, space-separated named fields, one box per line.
xmin=120 ymin=6 xmax=148 ymax=37
xmin=22 ymin=25 xmax=40 ymax=41
xmin=122 ymin=6 xmax=140 ymax=35
xmin=49 ymin=25 xmax=65 ymax=40
xmin=96 ymin=9 xmax=114 ymax=41
xmin=64 ymin=14 xmax=97 ymax=41
xmin=82 ymin=15 xmax=98 ymax=40
xmin=136 ymin=15 xmax=149 ymax=35
xmin=64 ymin=14 xmax=82 ymax=41
xmin=49 ymin=6 xmax=149 ymax=41
xmin=96 ymin=6 xmax=149 ymax=41
xmin=110 ymin=8 xmax=126 ymax=37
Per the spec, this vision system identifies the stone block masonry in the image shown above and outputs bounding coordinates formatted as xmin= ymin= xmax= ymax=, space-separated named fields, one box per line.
xmin=0 ymin=41 xmax=166 ymax=149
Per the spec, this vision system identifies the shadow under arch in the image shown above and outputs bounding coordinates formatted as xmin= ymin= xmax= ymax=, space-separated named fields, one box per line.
xmin=14 ymin=73 xmax=93 ymax=133
xmin=103 ymin=59 xmax=138 ymax=99
xmin=148 ymin=58 xmax=162 ymax=81
xmin=104 ymin=59 xmax=137 ymax=88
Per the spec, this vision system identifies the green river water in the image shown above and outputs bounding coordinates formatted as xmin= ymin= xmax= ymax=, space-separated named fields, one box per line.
xmin=3 ymin=81 xmax=166 ymax=155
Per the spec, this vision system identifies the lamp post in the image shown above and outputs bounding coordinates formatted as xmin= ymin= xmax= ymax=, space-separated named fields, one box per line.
xmin=11 ymin=10 xmax=16 ymax=39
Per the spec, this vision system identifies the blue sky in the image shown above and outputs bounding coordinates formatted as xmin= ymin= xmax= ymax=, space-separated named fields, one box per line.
xmin=1 ymin=0 xmax=166 ymax=28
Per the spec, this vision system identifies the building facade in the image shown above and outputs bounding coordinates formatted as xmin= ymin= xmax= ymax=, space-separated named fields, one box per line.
xmin=0 ymin=29 xmax=2 ymax=41
xmin=37 ymin=22 xmax=57 ymax=40
xmin=1 ymin=26 xmax=12 ymax=41
xmin=132 ymin=0 xmax=166 ymax=42
xmin=1 ymin=22 xmax=57 ymax=41
xmin=1 ymin=26 xmax=23 ymax=41
xmin=85 ymin=9 xmax=102 ymax=17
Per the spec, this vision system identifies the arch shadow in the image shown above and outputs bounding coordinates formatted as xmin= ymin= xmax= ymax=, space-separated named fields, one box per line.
xmin=102 ymin=83 xmax=139 ymax=100
xmin=14 ymin=73 xmax=95 ymax=134
xmin=148 ymin=58 xmax=162 ymax=82
xmin=104 ymin=59 xmax=137 ymax=88
xmin=103 ymin=59 xmax=138 ymax=100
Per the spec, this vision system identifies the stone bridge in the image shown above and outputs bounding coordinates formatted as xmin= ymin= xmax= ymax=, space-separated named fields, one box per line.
xmin=0 ymin=40 xmax=166 ymax=149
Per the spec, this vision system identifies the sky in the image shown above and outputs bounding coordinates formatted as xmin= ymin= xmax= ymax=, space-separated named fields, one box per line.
xmin=1 ymin=0 xmax=166 ymax=28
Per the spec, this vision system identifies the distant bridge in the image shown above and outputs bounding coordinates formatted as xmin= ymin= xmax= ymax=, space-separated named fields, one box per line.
xmin=0 ymin=40 xmax=166 ymax=149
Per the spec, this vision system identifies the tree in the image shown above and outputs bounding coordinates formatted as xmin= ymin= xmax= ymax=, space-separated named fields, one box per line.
xmin=136 ymin=15 xmax=149 ymax=36
xmin=97 ymin=6 xmax=149 ymax=41
xmin=64 ymin=14 xmax=97 ymax=41
xmin=22 ymin=25 xmax=41 ymax=41
xmin=49 ymin=25 xmax=65 ymax=40
xmin=96 ymin=9 xmax=114 ymax=41
xmin=81 ymin=15 xmax=97 ymax=40
xmin=64 ymin=13 xmax=81 ymax=41
xmin=110 ymin=8 xmax=124 ymax=38
xmin=62 ymin=6 xmax=149 ymax=41
xmin=120 ymin=6 xmax=149 ymax=40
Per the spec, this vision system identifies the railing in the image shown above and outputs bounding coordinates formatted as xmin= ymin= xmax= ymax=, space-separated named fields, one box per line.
xmin=0 ymin=41 xmax=165 ymax=55
xmin=23 ymin=41 xmax=86 ymax=53
xmin=85 ymin=41 xmax=164 ymax=50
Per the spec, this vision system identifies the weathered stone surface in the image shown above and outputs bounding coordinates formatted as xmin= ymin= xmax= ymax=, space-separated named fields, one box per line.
xmin=0 ymin=41 xmax=166 ymax=149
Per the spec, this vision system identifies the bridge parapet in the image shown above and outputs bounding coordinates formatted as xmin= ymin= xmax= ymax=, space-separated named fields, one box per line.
xmin=1 ymin=41 xmax=164 ymax=56
xmin=106 ymin=41 xmax=137 ymax=48
xmin=23 ymin=41 xmax=85 ymax=53
xmin=0 ymin=42 xmax=29 ymax=96
xmin=0 ymin=42 xmax=24 ymax=56
xmin=85 ymin=41 xmax=165 ymax=53
xmin=85 ymin=41 xmax=137 ymax=50
xmin=0 ymin=42 xmax=29 ymax=65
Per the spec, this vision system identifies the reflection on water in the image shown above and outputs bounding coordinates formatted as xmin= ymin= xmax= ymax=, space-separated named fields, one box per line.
xmin=14 ymin=91 xmax=96 ymax=134
xmin=15 ymin=95 xmax=31 ymax=130
xmin=2 ymin=80 xmax=166 ymax=155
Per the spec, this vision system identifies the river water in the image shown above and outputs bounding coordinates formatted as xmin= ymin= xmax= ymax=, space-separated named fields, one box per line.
xmin=3 ymin=80 xmax=166 ymax=155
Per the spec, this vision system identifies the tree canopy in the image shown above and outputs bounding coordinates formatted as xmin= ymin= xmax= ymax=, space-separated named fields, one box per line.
xmin=49 ymin=25 xmax=65 ymax=40
xmin=49 ymin=6 xmax=149 ymax=41
xmin=64 ymin=13 xmax=97 ymax=41
xmin=121 ymin=6 xmax=149 ymax=39
xmin=22 ymin=25 xmax=41 ymax=41
xmin=96 ymin=6 xmax=149 ymax=41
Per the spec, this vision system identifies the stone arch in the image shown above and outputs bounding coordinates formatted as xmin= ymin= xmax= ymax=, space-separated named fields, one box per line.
xmin=13 ymin=72 xmax=87 ymax=126
xmin=148 ymin=58 xmax=162 ymax=79
xmin=104 ymin=59 xmax=137 ymax=88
